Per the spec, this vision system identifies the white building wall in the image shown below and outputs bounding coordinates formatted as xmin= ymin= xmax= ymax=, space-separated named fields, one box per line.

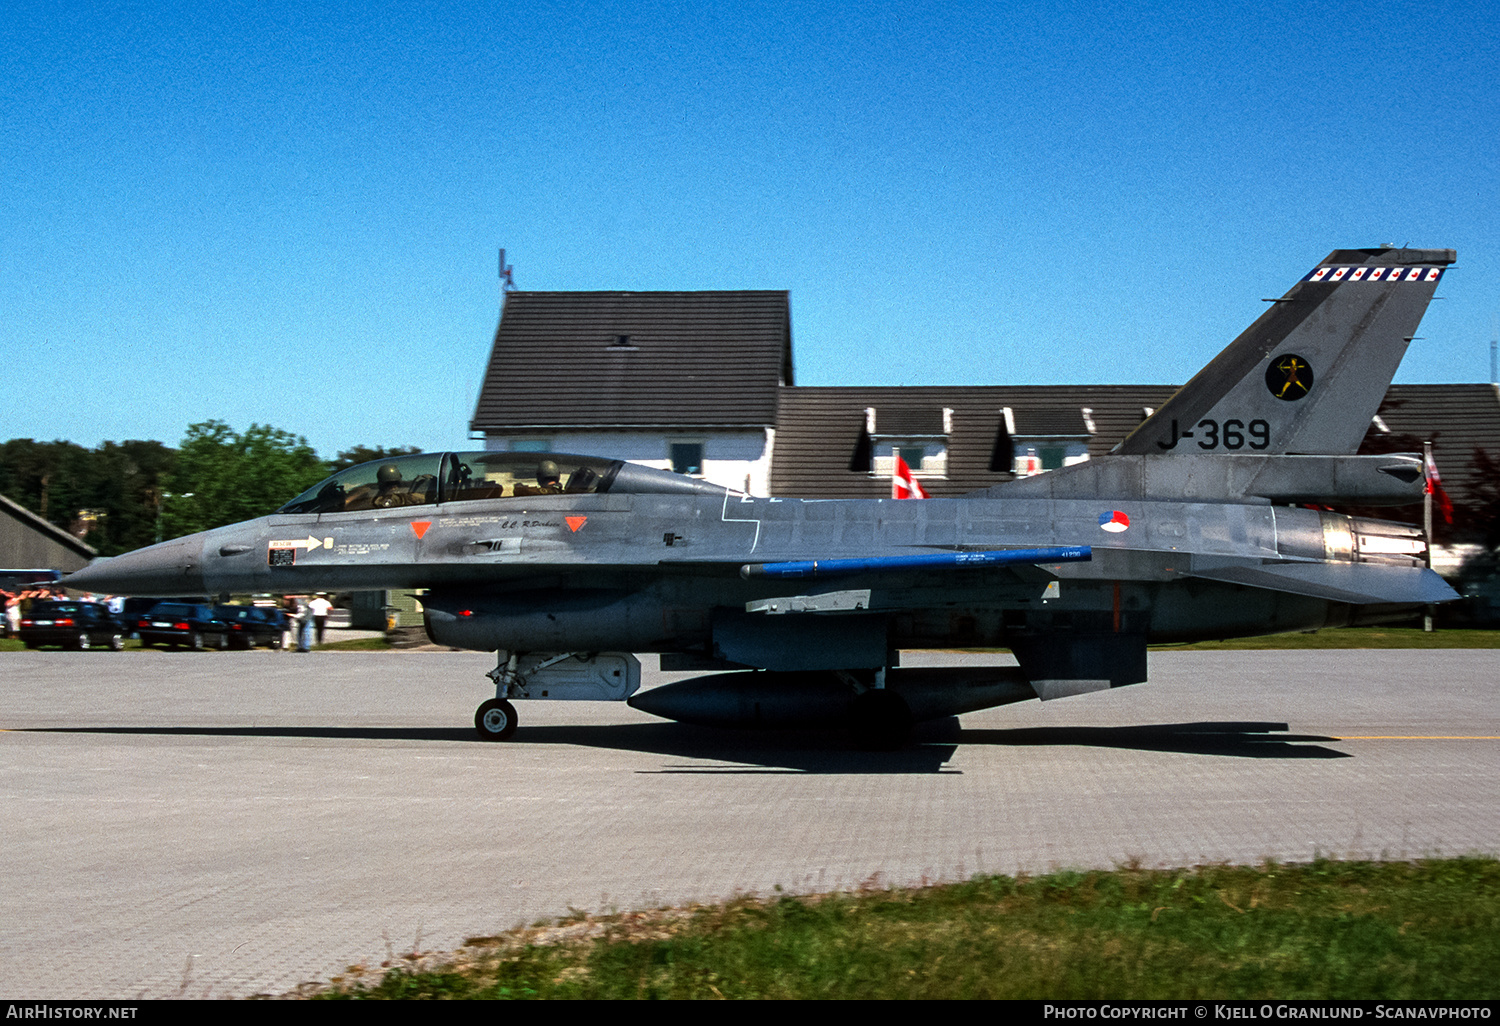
xmin=484 ymin=429 xmax=774 ymax=496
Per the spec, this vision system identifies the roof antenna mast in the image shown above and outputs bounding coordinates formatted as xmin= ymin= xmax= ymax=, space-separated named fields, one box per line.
xmin=1491 ymin=313 xmax=1497 ymax=386
xmin=499 ymin=248 xmax=516 ymax=301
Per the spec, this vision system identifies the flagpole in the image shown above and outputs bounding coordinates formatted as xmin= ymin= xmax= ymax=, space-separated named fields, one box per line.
xmin=1424 ymin=440 xmax=1434 ymax=632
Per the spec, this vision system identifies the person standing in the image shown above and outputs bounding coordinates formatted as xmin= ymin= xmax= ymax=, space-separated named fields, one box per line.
xmin=281 ymin=595 xmax=300 ymax=651
xmin=308 ymin=594 xmax=333 ymax=645
xmin=296 ymin=597 xmax=314 ymax=652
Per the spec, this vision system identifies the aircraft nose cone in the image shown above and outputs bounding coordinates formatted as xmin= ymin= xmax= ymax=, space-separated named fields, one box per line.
xmin=65 ymin=535 xmax=207 ymax=596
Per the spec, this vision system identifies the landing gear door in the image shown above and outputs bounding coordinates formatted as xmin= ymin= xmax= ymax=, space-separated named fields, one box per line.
xmin=514 ymin=653 xmax=641 ymax=701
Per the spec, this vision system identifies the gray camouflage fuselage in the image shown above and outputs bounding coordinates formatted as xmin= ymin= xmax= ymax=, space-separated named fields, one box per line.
xmin=64 ymin=245 xmax=1461 ymax=739
xmin=79 ymin=473 xmax=1447 ymax=666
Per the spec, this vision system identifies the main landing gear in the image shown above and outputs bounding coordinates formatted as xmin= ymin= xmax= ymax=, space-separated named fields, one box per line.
xmin=840 ymin=668 xmax=914 ymax=751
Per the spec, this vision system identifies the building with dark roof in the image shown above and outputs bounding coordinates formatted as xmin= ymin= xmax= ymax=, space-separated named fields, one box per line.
xmin=1 ymin=492 xmax=95 ymax=587
xmin=771 ymin=383 xmax=1500 ymax=509
xmin=469 ymin=292 xmax=1498 ymax=553
xmin=771 ymin=385 xmax=1180 ymax=498
xmin=471 ymin=291 xmax=792 ymax=495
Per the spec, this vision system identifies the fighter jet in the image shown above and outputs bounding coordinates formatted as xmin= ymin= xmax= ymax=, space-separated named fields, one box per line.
xmin=67 ymin=246 xmax=1460 ymax=747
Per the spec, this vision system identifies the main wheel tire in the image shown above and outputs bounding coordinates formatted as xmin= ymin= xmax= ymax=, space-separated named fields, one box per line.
xmin=849 ymin=689 xmax=914 ymax=751
xmin=474 ymin=698 xmax=518 ymax=741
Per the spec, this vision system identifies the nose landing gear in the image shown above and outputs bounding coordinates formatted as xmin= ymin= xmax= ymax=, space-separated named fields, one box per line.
xmin=474 ymin=697 xmax=518 ymax=741
xmin=471 ymin=651 xmax=643 ymax=741
xmin=475 ymin=652 xmax=523 ymax=741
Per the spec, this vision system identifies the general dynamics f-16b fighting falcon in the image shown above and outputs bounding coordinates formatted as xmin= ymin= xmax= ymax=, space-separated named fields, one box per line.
xmin=69 ymin=247 xmax=1460 ymax=747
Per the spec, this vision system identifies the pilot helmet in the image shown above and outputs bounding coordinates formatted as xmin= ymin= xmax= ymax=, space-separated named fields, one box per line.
xmin=537 ymin=459 xmax=561 ymax=484
xmin=376 ymin=464 xmax=403 ymax=485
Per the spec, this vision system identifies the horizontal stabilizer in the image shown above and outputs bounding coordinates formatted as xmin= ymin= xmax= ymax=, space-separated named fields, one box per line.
xmin=1189 ymin=561 xmax=1457 ymax=605
xmin=740 ymin=546 xmax=1091 ymax=580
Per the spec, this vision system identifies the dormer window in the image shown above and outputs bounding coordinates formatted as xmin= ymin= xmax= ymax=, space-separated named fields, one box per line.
xmin=860 ymin=407 xmax=952 ymax=479
xmin=1000 ymin=407 xmax=1094 ymax=477
xmin=670 ymin=442 xmax=704 ymax=476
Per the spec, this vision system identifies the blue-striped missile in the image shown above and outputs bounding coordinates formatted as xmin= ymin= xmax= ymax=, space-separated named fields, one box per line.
xmin=739 ymin=545 xmax=1092 ymax=580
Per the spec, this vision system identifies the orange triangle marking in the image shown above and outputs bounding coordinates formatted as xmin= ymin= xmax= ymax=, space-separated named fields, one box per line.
xmin=566 ymin=516 xmax=587 ymax=533
xmin=411 ymin=521 xmax=432 ymax=539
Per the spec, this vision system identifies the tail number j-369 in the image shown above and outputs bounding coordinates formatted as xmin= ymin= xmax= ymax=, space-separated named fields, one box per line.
xmin=1157 ymin=418 xmax=1270 ymax=451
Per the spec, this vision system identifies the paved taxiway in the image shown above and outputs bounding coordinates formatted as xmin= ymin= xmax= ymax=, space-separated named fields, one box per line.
xmin=1 ymin=647 xmax=1496 ymax=998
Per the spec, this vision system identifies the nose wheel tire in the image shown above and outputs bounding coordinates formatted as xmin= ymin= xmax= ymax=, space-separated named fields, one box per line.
xmin=475 ymin=698 xmax=518 ymax=741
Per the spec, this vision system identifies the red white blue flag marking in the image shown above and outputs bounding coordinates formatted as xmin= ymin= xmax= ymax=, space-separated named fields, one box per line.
xmin=1099 ymin=510 xmax=1130 ymax=533
xmin=1304 ymin=265 xmax=1442 ymax=283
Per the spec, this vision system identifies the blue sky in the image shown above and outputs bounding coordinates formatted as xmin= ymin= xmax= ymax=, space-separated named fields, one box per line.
xmin=3 ymin=0 xmax=1496 ymax=458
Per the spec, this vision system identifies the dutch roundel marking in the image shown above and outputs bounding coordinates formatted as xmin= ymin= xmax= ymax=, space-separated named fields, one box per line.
xmin=1265 ymin=353 xmax=1314 ymax=401
xmin=1099 ymin=510 xmax=1130 ymax=533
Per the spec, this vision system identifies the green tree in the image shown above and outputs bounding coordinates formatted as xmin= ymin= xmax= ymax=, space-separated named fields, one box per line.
xmin=0 ymin=438 xmax=176 ymax=555
xmin=86 ymin=440 xmax=177 ymax=554
xmin=160 ymin=421 xmax=329 ymax=537
xmin=330 ymin=444 xmax=422 ymax=472
xmin=0 ymin=438 xmax=91 ymax=525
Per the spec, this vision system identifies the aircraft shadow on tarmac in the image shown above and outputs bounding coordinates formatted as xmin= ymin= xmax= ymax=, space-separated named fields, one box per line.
xmin=30 ymin=717 xmax=1347 ymax=773
xmin=955 ymin=721 xmax=1350 ymax=760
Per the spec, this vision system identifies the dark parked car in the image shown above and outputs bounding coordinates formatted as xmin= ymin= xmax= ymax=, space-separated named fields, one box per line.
xmin=18 ymin=601 xmax=125 ymax=650
xmin=118 ymin=597 xmax=163 ymax=635
xmin=213 ymin=605 xmax=288 ymax=649
xmin=134 ymin=602 xmax=229 ymax=650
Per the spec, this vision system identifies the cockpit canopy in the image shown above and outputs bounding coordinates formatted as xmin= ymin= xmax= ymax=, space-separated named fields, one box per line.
xmin=276 ymin=451 xmax=731 ymax=516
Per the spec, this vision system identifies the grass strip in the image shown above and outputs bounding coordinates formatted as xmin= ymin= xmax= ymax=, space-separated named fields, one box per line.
xmin=315 ymin=858 xmax=1500 ymax=1000
xmin=1157 ymin=627 xmax=1500 ymax=650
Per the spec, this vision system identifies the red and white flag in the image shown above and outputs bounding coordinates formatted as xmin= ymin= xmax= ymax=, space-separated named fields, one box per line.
xmin=892 ymin=454 xmax=928 ymax=499
xmin=1425 ymin=449 xmax=1454 ymax=525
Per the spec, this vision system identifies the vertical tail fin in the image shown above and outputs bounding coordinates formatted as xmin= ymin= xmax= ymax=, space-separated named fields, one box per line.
xmin=1115 ymin=247 xmax=1455 ymax=457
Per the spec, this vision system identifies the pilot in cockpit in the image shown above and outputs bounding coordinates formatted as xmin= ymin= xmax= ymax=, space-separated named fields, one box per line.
xmin=372 ymin=463 xmax=413 ymax=507
xmin=513 ymin=459 xmax=566 ymax=496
